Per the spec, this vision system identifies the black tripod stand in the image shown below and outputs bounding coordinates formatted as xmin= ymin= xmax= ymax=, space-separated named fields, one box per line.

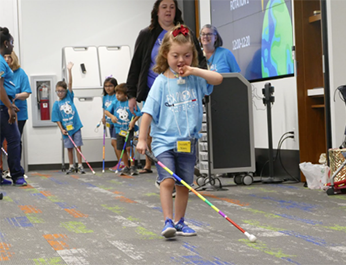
xmin=261 ymin=83 xmax=283 ymax=184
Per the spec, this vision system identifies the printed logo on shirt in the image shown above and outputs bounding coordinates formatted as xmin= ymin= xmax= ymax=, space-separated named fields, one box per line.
xmin=60 ymin=102 xmax=74 ymax=116
xmin=165 ymin=88 xmax=198 ymax=112
xmin=116 ymin=108 xmax=129 ymax=122
xmin=105 ymin=101 xmax=112 ymax=108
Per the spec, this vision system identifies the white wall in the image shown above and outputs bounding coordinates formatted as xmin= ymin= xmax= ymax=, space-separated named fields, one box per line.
xmin=327 ymin=0 xmax=346 ymax=148
xmin=199 ymin=0 xmax=299 ymax=150
xmin=0 ymin=0 xmax=20 ymax=55
xmin=13 ymin=0 xmax=156 ymax=165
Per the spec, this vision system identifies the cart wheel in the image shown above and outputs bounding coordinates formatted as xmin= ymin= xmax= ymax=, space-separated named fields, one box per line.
xmin=0 ymin=193 xmax=3 ymax=200
xmin=242 ymin=174 xmax=253 ymax=185
xmin=234 ymin=175 xmax=243 ymax=185
xmin=326 ymin=188 xmax=335 ymax=196
xmin=196 ymin=177 xmax=205 ymax=187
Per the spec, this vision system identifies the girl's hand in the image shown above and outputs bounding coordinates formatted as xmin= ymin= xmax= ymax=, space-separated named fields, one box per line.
xmin=111 ymin=116 xmax=118 ymax=124
xmin=62 ymin=129 xmax=68 ymax=135
xmin=136 ymin=139 xmax=148 ymax=155
xmin=178 ymin=65 xmax=193 ymax=77
xmin=67 ymin=62 xmax=74 ymax=70
xmin=102 ymin=117 xmax=106 ymax=125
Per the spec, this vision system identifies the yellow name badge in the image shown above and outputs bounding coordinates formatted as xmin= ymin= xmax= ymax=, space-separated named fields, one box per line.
xmin=106 ymin=122 xmax=111 ymax=128
xmin=177 ymin=140 xmax=191 ymax=153
xmin=119 ymin=130 xmax=127 ymax=137
xmin=66 ymin=124 xmax=74 ymax=131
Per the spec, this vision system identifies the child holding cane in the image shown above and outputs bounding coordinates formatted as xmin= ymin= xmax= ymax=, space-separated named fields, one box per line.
xmin=105 ymin=83 xmax=142 ymax=175
xmin=52 ymin=62 xmax=85 ymax=174
xmin=136 ymin=24 xmax=222 ymax=238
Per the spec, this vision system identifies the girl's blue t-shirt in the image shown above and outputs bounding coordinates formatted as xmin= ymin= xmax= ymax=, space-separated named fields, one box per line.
xmin=0 ymin=55 xmax=15 ymax=105
xmin=51 ymin=90 xmax=83 ymax=139
xmin=103 ymin=94 xmax=116 ymax=123
xmin=13 ymin=68 xmax=32 ymax=120
xmin=208 ymin=47 xmax=240 ymax=73
xmin=142 ymin=74 xmax=213 ymax=157
xmin=106 ymin=99 xmax=142 ymax=133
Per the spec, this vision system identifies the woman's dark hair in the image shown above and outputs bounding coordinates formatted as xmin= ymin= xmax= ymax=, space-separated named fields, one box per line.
xmin=0 ymin=27 xmax=13 ymax=48
xmin=149 ymin=0 xmax=184 ymax=30
xmin=103 ymin=77 xmax=118 ymax=96
xmin=199 ymin=24 xmax=223 ymax=48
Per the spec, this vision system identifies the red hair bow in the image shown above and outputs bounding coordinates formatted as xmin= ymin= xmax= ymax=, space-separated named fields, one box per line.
xmin=172 ymin=25 xmax=189 ymax=37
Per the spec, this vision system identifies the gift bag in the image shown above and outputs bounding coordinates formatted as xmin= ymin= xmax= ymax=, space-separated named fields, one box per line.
xmin=299 ymin=162 xmax=329 ymax=190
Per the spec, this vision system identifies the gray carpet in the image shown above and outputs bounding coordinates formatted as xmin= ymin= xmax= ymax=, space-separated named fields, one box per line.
xmin=1 ymin=168 xmax=346 ymax=265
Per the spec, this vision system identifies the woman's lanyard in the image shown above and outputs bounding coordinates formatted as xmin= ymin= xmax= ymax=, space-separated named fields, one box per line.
xmin=167 ymin=68 xmax=191 ymax=138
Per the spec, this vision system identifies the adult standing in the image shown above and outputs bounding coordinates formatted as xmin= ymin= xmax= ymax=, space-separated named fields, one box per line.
xmin=0 ymin=27 xmax=26 ymax=186
xmin=127 ymin=0 xmax=206 ymax=174
xmin=4 ymin=51 xmax=31 ymax=158
xmin=199 ymin=24 xmax=240 ymax=73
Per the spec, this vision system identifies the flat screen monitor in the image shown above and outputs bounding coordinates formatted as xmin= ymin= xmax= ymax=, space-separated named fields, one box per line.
xmin=211 ymin=0 xmax=294 ymax=82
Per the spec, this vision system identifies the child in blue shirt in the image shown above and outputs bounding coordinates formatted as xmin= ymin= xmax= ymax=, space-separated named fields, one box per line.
xmin=102 ymin=76 xmax=125 ymax=171
xmin=105 ymin=83 xmax=142 ymax=175
xmin=136 ymin=24 xmax=223 ymax=238
xmin=51 ymin=62 xmax=85 ymax=174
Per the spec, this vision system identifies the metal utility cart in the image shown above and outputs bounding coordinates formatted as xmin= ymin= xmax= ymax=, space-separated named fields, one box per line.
xmin=196 ymin=73 xmax=256 ymax=188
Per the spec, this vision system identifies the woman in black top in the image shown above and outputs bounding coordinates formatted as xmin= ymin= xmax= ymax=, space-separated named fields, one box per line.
xmin=126 ymin=0 xmax=206 ymax=174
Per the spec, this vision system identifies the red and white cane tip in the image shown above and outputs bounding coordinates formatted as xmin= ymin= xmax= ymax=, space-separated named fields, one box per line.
xmin=245 ymin=232 xmax=257 ymax=243
xmin=102 ymin=170 xmax=105 ymax=173
xmin=92 ymin=171 xmax=96 ymax=175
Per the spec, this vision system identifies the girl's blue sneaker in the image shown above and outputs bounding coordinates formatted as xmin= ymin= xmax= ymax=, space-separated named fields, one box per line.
xmin=161 ymin=218 xmax=176 ymax=238
xmin=175 ymin=217 xmax=197 ymax=236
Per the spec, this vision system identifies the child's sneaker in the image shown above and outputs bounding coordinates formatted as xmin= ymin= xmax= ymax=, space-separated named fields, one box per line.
xmin=14 ymin=177 xmax=27 ymax=186
xmin=161 ymin=218 xmax=176 ymax=238
xmin=66 ymin=166 xmax=76 ymax=175
xmin=175 ymin=217 xmax=196 ymax=236
xmin=120 ymin=167 xmax=131 ymax=176
xmin=78 ymin=166 xmax=86 ymax=174
xmin=3 ymin=170 xmax=11 ymax=179
xmin=130 ymin=165 xmax=138 ymax=175
xmin=0 ymin=178 xmax=12 ymax=185
xmin=109 ymin=162 xmax=125 ymax=172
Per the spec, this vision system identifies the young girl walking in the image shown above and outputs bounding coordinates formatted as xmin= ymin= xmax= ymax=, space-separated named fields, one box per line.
xmin=136 ymin=24 xmax=223 ymax=238
xmin=102 ymin=76 xmax=124 ymax=171
xmin=52 ymin=62 xmax=85 ymax=174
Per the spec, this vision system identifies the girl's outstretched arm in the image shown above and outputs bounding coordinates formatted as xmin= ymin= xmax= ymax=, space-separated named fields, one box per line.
xmin=179 ymin=66 xmax=223 ymax=85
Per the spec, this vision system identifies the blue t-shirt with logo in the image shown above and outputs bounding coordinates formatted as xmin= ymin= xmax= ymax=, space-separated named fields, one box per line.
xmin=106 ymin=99 xmax=142 ymax=134
xmin=103 ymin=94 xmax=116 ymax=124
xmin=208 ymin=47 xmax=240 ymax=73
xmin=142 ymin=74 xmax=213 ymax=157
xmin=51 ymin=90 xmax=83 ymax=139
xmin=13 ymin=68 xmax=32 ymax=120
xmin=0 ymin=55 xmax=15 ymax=105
